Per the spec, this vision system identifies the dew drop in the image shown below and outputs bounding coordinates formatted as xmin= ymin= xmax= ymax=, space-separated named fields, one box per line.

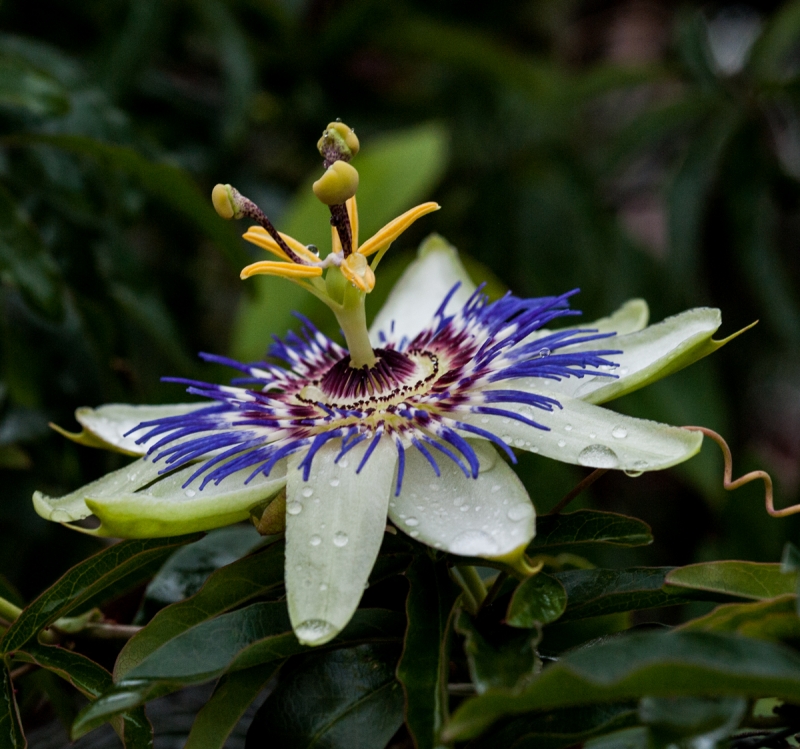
xmin=286 ymin=501 xmax=303 ymax=515
xmin=480 ymin=417 xmax=490 ymax=424
xmin=339 ymin=459 xmax=349 ymax=468
xmin=577 ymin=444 xmax=620 ymax=468
xmin=309 ymin=535 xmax=321 ymax=546
xmin=410 ymin=530 xmax=419 ymax=538
xmin=557 ymin=439 xmax=567 ymax=448
xmin=624 ymin=459 xmax=649 ymax=477
xmin=611 ymin=426 xmax=628 ymax=439
xmin=474 ymin=505 xmax=482 ymax=512
xmin=460 ymin=505 xmax=470 ymax=512
xmin=564 ymin=424 xmax=573 ymax=432
xmin=389 ymin=501 xmax=396 ymax=507
xmin=333 ymin=531 xmax=349 ymax=547
xmin=491 ymin=485 xmax=501 ymax=493
xmin=184 ymin=488 xmax=196 ymax=498
xmin=449 ymin=530 xmax=499 ymax=556
xmin=501 ymin=417 xmax=510 ymax=424
xmin=589 ymin=433 xmax=596 ymax=439
xmin=531 ymin=446 xmax=540 ymax=453
xmin=514 ymin=438 xmax=526 ymax=448
xmin=453 ymin=496 xmax=465 ymax=507
xmin=127 ymin=472 xmax=137 ymax=482
xmin=406 ymin=517 xmax=419 ymax=527
xmin=302 ymin=487 xmax=314 ymax=498
xmin=319 ymin=583 xmax=328 ymax=592
xmin=294 ymin=619 xmax=336 ymax=644
xmin=329 ymin=478 xmax=340 ymax=487
xmin=502 ymin=435 xmax=513 ymax=444
xmin=507 ymin=504 xmax=534 ymax=522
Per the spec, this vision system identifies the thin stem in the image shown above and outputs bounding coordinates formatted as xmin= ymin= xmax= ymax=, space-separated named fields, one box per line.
xmin=336 ymin=285 xmax=376 ymax=368
xmin=546 ymin=468 xmax=608 ymax=516
xmin=0 ymin=596 xmax=22 ymax=624
xmin=77 ymin=623 xmax=142 ymax=640
xmin=237 ymin=195 xmax=306 ymax=264
xmin=478 ymin=572 xmax=508 ymax=614
xmin=454 ymin=565 xmax=487 ymax=612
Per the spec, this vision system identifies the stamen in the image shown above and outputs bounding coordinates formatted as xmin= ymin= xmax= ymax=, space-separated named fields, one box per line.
xmin=243 ymin=227 xmax=321 ymax=265
xmin=240 ymin=261 xmax=323 ymax=281
xmin=357 ymin=202 xmax=440 ymax=259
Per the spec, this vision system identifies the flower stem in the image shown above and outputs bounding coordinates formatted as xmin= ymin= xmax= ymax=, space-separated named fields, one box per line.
xmin=0 ymin=595 xmax=21 ymax=624
xmin=336 ymin=284 xmax=377 ymax=368
xmin=452 ymin=565 xmax=487 ymax=614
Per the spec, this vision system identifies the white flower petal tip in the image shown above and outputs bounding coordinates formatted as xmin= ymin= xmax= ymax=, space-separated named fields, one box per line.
xmin=369 ymin=233 xmax=476 ymax=346
xmin=51 ymin=403 xmax=207 ymax=456
xmin=587 ymin=298 xmax=649 ymax=336
xmin=463 ymin=392 xmax=703 ymax=474
xmin=34 ymin=457 xmax=286 ymax=538
xmin=389 ymin=442 xmax=536 ymax=563
xmin=285 ymin=437 xmax=397 ymax=647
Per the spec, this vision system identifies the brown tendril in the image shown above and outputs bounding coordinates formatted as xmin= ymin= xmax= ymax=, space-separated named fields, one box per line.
xmin=683 ymin=426 xmax=800 ymax=517
xmin=545 ymin=468 xmax=609 ymax=516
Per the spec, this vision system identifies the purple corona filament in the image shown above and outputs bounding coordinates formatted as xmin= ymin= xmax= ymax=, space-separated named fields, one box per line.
xmin=128 ymin=285 xmax=621 ymax=496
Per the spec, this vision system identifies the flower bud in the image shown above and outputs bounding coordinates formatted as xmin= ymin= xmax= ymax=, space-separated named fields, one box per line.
xmin=317 ymin=121 xmax=360 ymax=161
xmin=312 ymin=161 xmax=359 ymax=206
xmin=212 ymin=183 xmax=242 ymax=220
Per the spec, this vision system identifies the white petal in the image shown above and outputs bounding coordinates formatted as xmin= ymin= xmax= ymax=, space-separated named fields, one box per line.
xmin=369 ymin=236 xmax=476 ymax=346
xmin=575 ymin=298 xmax=649 ymax=336
xmin=460 ymin=392 xmax=702 ymax=473
xmin=53 ymin=403 xmax=208 ymax=456
xmin=285 ymin=436 xmax=398 ymax=646
xmin=34 ymin=457 xmax=287 ymax=538
xmin=389 ymin=442 xmax=535 ymax=562
xmin=509 ymin=308 xmax=723 ymax=405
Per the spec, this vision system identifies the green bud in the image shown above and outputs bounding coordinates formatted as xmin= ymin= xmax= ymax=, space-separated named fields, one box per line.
xmin=312 ymin=161 xmax=359 ymax=206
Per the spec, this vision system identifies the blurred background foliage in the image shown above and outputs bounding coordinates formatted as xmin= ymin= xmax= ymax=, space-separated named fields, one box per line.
xmin=1 ymin=0 xmax=799 ymax=617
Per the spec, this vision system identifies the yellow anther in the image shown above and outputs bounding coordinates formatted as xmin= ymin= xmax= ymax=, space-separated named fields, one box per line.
xmin=313 ymin=161 xmax=359 ymax=206
xmin=357 ymin=202 xmax=440 ymax=258
xmin=240 ymin=260 xmax=323 ymax=281
xmin=243 ymin=227 xmax=320 ymax=264
xmin=212 ymin=184 xmax=238 ymax=219
xmin=341 ymin=253 xmax=375 ymax=293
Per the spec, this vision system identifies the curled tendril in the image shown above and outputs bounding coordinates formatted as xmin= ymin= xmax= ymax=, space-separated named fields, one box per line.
xmin=683 ymin=426 xmax=800 ymax=518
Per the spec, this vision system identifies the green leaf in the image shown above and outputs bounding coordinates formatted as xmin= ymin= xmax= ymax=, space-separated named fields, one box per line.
xmin=115 ymin=541 xmax=285 ymax=679
xmin=396 ymin=555 xmax=459 ymax=749
xmin=0 ymin=665 xmax=25 ymax=749
xmin=285 ymin=437 xmax=396 ymax=646
xmin=506 ymin=573 xmax=567 ymax=628
xmin=443 ymin=631 xmax=800 ymax=741
xmin=142 ymin=525 xmax=265 ymax=615
xmin=245 ymin=644 xmax=404 ymax=749
xmin=232 ymin=123 xmax=449 ymax=361
xmin=555 ymin=568 xmax=688 ymax=621
xmin=184 ymin=664 xmax=278 ymax=749
xmin=0 ymin=181 xmax=63 ymax=318
xmin=585 ymin=727 xmax=650 ymax=749
xmin=76 ymin=606 xmax=402 ymax=735
xmin=464 ymin=703 xmax=638 ymax=749
xmin=678 ymin=595 xmax=800 ymax=642
xmin=21 ymin=134 xmax=249 ymax=270
xmin=638 ymin=696 xmax=746 ymax=747
xmin=456 ymin=610 xmax=539 ymax=694
xmin=0 ymin=54 xmax=69 ymax=116
xmin=1 ymin=535 xmax=197 ymax=654
xmin=18 ymin=642 xmax=112 ymax=698
xmin=665 ymin=562 xmax=797 ymax=601
xmin=530 ymin=511 xmax=653 ymax=550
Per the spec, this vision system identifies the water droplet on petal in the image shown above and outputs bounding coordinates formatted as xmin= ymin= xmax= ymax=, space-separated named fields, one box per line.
xmin=480 ymin=417 xmax=490 ymax=424
xmin=589 ymin=433 xmax=596 ymax=439
xmin=624 ymin=459 xmax=649 ymax=477
xmin=339 ymin=459 xmax=348 ymax=468
xmin=319 ymin=583 xmax=328 ymax=591
xmin=184 ymin=488 xmax=196 ymax=498
xmin=309 ymin=535 xmax=321 ymax=546
xmin=491 ymin=485 xmax=501 ymax=493
xmin=410 ymin=530 xmax=419 ymax=538
xmin=564 ymin=424 xmax=573 ymax=432
xmin=460 ymin=505 xmax=470 ymax=512
xmin=302 ymin=487 xmax=314 ymax=498
xmin=507 ymin=504 xmax=534 ymax=522
xmin=329 ymin=478 xmax=340 ymax=487
xmin=333 ymin=531 xmax=349 ymax=547
xmin=611 ymin=426 xmax=628 ymax=439
xmin=449 ymin=530 xmax=499 ymax=556
xmin=514 ymin=438 xmax=526 ymax=447
xmin=531 ymin=446 xmax=540 ymax=453
xmin=577 ymin=444 xmax=619 ymax=468
xmin=453 ymin=496 xmax=464 ymax=506
xmin=294 ymin=619 xmax=336 ymax=644
xmin=406 ymin=517 xmax=419 ymax=527
xmin=557 ymin=440 xmax=567 ymax=448
xmin=287 ymin=502 xmax=303 ymax=515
